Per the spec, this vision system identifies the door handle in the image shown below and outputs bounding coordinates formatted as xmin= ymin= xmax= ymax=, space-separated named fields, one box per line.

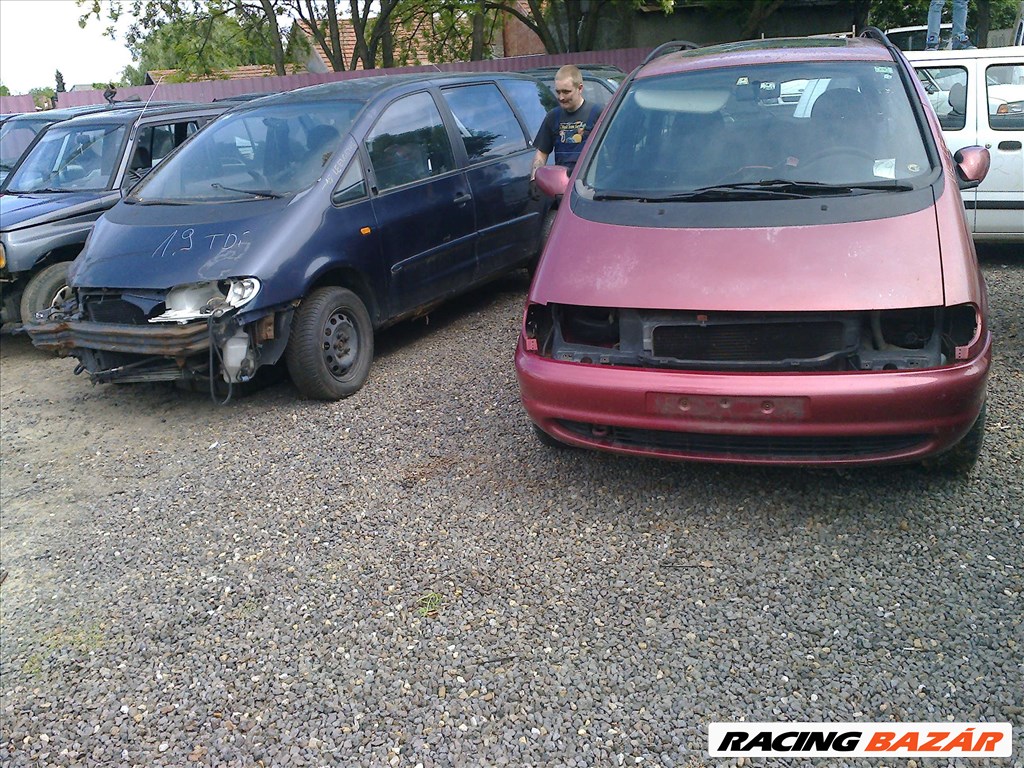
xmin=996 ymin=141 xmax=1021 ymax=151
xmin=453 ymin=191 xmax=472 ymax=206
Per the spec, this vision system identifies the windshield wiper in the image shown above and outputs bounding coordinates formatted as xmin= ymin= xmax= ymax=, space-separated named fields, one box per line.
xmin=592 ymin=190 xmax=649 ymax=201
xmin=12 ymin=187 xmax=75 ymax=194
xmin=728 ymin=179 xmax=914 ymax=194
xmin=648 ymin=179 xmax=914 ymax=202
xmin=127 ymin=197 xmax=192 ymax=206
xmin=210 ymin=182 xmax=282 ymax=199
xmin=644 ymin=184 xmax=813 ymax=202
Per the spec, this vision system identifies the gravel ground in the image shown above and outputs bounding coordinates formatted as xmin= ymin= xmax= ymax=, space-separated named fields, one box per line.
xmin=1 ymin=248 xmax=1021 ymax=768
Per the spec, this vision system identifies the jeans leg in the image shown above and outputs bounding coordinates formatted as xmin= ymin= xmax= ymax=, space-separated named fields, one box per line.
xmin=951 ymin=0 xmax=970 ymax=47
xmin=926 ymin=0 xmax=946 ymax=47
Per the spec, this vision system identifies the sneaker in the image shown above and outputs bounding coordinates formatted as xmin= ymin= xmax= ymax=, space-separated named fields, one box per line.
xmin=953 ymin=41 xmax=976 ymax=50
xmin=925 ymin=44 xmax=939 ymax=50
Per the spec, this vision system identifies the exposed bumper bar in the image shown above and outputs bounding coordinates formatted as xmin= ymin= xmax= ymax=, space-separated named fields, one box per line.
xmin=27 ymin=319 xmax=211 ymax=356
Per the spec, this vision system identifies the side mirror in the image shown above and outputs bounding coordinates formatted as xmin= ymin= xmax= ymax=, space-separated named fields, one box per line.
xmin=953 ymin=145 xmax=990 ymax=190
xmin=535 ymin=165 xmax=570 ymax=197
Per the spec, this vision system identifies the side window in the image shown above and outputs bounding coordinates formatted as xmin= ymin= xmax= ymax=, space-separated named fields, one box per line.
xmin=582 ymin=80 xmax=612 ymax=109
xmin=126 ymin=121 xmax=198 ymax=189
xmin=366 ymin=92 xmax=454 ymax=191
xmin=915 ymin=66 xmax=968 ymax=131
xmin=986 ymin=63 xmax=1024 ymax=131
xmin=441 ymin=84 xmax=528 ymax=162
xmin=502 ymin=79 xmax=557 ymax=143
xmin=332 ymin=155 xmax=367 ymax=205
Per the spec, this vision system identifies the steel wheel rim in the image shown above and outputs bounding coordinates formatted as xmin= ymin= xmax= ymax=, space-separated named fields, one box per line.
xmin=50 ymin=284 xmax=73 ymax=308
xmin=322 ymin=307 xmax=358 ymax=380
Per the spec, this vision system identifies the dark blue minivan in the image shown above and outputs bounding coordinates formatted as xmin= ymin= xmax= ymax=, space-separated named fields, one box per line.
xmin=27 ymin=73 xmax=556 ymax=399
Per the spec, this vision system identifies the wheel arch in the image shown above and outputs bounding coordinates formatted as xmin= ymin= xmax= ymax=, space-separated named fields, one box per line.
xmin=306 ymin=265 xmax=381 ymax=328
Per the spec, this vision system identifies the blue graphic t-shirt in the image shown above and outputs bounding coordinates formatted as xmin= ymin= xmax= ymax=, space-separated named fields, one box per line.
xmin=533 ymin=102 xmax=602 ymax=173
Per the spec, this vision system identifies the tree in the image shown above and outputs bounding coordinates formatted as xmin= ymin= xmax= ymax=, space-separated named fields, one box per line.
xmin=56 ymin=70 xmax=67 ymax=93
xmin=388 ymin=0 xmax=502 ymax=65
xmin=30 ymin=87 xmax=56 ymax=110
xmin=477 ymin=0 xmax=673 ymax=54
xmin=0 ymin=83 xmax=10 ymax=97
xmin=77 ymin=0 xmax=295 ymax=78
xmin=865 ymin=0 xmax=1019 ymax=40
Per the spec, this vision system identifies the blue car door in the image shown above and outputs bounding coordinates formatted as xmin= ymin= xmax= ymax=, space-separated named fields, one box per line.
xmin=365 ymin=91 xmax=476 ymax=316
xmin=439 ymin=82 xmax=540 ymax=281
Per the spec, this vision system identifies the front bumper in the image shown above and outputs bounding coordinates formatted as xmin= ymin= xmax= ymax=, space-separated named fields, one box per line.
xmin=27 ymin=318 xmax=211 ymax=357
xmin=514 ymin=333 xmax=992 ymax=466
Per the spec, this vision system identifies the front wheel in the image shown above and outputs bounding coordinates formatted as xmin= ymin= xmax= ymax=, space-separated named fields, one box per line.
xmin=286 ymin=287 xmax=374 ymax=400
xmin=19 ymin=262 xmax=72 ymax=325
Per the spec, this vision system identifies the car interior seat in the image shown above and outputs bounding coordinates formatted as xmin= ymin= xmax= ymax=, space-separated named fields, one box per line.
xmin=948 ymin=82 xmax=967 ymax=115
xmin=810 ymin=88 xmax=875 ymax=152
xmin=130 ymin=145 xmax=152 ymax=171
xmin=375 ymin=142 xmax=429 ymax=189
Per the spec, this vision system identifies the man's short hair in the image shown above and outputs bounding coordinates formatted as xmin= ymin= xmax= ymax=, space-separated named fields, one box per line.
xmin=555 ymin=65 xmax=583 ymax=89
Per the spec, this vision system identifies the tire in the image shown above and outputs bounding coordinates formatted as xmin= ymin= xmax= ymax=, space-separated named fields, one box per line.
xmin=19 ymin=262 xmax=72 ymax=325
xmin=540 ymin=209 xmax=556 ymax=250
xmin=924 ymin=402 xmax=986 ymax=476
xmin=285 ymin=286 xmax=373 ymax=400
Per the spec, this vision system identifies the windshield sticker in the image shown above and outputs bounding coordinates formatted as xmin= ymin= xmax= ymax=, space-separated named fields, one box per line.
xmin=874 ymin=158 xmax=896 ymax=179
xmin=736 ymin=76 xmax=750 ymax=85
xmin=875 ymin=66 xmax=895 ymax=78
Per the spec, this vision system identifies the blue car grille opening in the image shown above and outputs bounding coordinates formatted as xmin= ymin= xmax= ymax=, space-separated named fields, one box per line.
xmin=83 ymin=295 xmax=164 ymax=325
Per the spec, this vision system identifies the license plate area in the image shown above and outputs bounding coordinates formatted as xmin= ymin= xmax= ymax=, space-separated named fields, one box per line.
xmin=646 ymin=393 xmax=808 ymax=421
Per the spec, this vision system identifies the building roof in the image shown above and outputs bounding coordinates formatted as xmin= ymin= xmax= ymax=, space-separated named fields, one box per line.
xmin=145 ymin=64 xmax=305 ymax=85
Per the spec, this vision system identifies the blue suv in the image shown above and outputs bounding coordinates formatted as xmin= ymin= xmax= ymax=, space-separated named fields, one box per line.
xmin=26 ymin=73 xmax=555 ymax=400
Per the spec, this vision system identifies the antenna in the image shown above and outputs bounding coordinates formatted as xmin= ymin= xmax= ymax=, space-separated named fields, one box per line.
xmin=136 ymin=74 xmax=164 ymax=121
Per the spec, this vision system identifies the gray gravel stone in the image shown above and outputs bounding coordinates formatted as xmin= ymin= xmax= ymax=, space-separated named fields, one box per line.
xmin=2 ymin=252 xmax=1022 ymax=768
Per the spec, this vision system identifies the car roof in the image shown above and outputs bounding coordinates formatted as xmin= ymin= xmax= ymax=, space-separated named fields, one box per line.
xmin=49 ymin=102 xmax=227 ymax=128
xmin=521 ymin=64 xmax=625 ymax=74
xmin=227 ymin=71 xmax=544 ymax=111
xmin=1 ymin=101 xmax=190 ymax=127
xmin=637 ymin=36 xmax=895 ymax=79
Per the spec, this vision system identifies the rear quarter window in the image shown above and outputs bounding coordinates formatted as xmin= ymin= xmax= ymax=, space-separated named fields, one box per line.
xmin=441 ymin=84 xmax=529 ymax=161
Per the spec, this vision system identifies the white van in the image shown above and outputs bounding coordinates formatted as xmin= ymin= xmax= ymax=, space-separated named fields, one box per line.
xmin=906 ymin=47 xmax=1024 ymax=242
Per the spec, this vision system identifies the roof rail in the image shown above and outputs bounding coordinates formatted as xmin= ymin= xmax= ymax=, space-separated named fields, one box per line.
xmin=859 ymin=26 xmax=906 ymax=60
xmin=641 ymin=40 xmax=700 ymax=66
xmin=859 ymin=26 xmax=892 ymax=46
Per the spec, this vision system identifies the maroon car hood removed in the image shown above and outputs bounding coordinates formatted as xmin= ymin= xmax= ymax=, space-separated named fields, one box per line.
xmin=531 ymin=205 xmax=944 ymax=312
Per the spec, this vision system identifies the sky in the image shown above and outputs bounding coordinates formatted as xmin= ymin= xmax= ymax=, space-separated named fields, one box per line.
xmin=0 ymin=0 xmax=134 ymax=95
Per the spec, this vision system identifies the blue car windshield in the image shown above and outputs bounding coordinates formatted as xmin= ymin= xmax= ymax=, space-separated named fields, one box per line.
xmin=4 ymin=123 xmax=125 ymax=193
xmin=583 ymin=60 xmax=933 ymax=197
xmin=129 ymin=101 xmax=363 ymax=202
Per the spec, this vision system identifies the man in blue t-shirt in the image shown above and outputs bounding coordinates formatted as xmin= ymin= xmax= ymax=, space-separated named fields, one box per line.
xmin=530 ymin=65 xmax=602 ymax=182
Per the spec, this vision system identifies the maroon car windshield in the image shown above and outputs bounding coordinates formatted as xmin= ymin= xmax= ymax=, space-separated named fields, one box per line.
xmin=582 ymin=60 xmax=933 ymax=197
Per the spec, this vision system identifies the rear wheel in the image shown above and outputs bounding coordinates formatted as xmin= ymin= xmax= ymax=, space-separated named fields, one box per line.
xmin=924 ymin=402 xmax=986 ymax=476
xmin=286 ymin=287 xmax=373 ymax=400
xmin=19 ymin=262 xmax=72 ymax=325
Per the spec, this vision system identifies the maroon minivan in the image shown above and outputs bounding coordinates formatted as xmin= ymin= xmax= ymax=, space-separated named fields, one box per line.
xmin=516 ymin=31 xmax=992 ymax=473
